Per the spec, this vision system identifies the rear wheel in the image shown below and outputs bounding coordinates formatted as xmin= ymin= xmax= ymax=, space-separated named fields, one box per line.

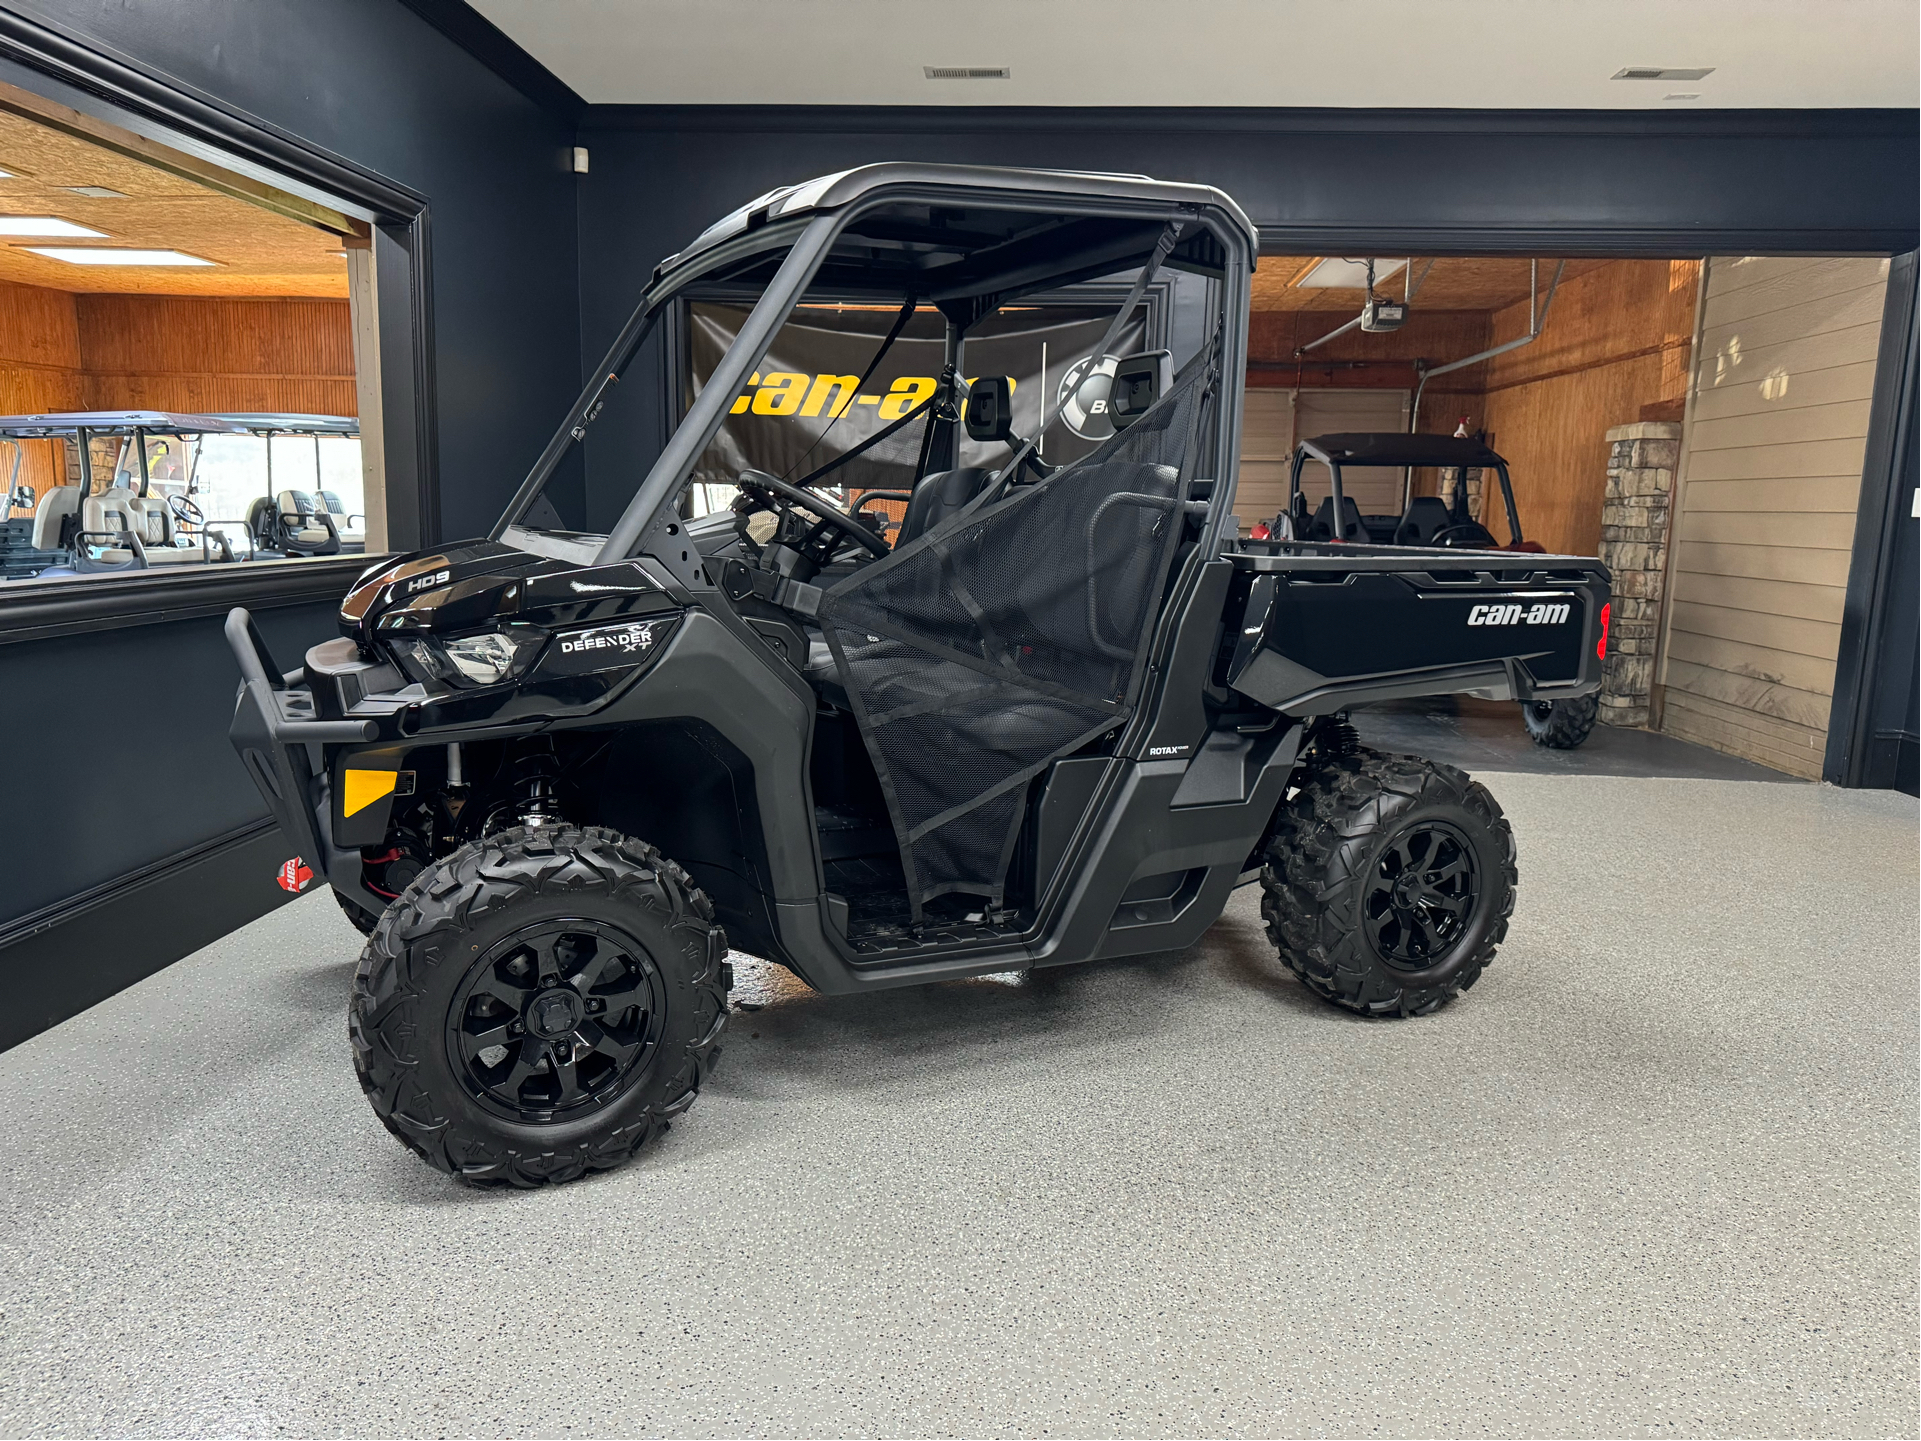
xmin=1261 ymin=748 xmax=1516 ymax=1017
xmin=349 ymin=824 xmax=730 ymax=1186
xmin=1521 ymin=693 xmax=1598 ymax=748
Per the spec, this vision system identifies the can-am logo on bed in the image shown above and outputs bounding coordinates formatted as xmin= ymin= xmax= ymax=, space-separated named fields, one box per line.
xmin=1467 ymin=602 xmax=1571 ymax=626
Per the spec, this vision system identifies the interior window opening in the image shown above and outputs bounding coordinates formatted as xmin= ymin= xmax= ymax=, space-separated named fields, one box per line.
xmin=0 ymin=87 xmax=381 ymax=584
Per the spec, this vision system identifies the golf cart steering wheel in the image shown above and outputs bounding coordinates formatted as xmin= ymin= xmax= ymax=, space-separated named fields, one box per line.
xmin=168 ymin=493 xmax=206 ymax=528
xmin=1431 ymin=522 xmax=1497 ymax=549
xmin=736 ymin=469 xmax=889 ymax=560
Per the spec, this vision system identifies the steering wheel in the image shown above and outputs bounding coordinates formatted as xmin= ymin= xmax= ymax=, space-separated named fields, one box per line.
xmin=736 ymin=469 xmax=889 ymax=560
xmin=168 ymin=493 xmax=206 ymax=528
xmin=1431 ymin=522 xmax=1497 ymax=549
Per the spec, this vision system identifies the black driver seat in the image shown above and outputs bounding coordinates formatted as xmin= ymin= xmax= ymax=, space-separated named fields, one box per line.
xmin=896 ymin=467 xmax=993 ymax=546
xmin=1394 ymin=495 xmax=1452 ymax=546
xmin=804 ymin=467 xmax=997 ymax=706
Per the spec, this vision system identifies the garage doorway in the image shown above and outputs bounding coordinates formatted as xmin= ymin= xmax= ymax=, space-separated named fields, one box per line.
xmin=1239 ymin=251 xmax=1904 ymax=780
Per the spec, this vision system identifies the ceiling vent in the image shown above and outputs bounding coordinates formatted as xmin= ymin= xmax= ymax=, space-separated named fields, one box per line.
xmin=1612 ymin=66 xmax=1714 ymax=81
xmin=924 ymin=66 xmax=1010 ymax=80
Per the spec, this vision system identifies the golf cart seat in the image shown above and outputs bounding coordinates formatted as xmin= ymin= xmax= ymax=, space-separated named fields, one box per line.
xmin=30 ymin=484 xmax=79 ymax=550
xmin=317 ymin=489 xmax=366 ymax=547
xmin=276 ymin=490 xmax=335 ymax=547
xmin=1395 ymin=496 xmax=1453 ymax=546
xmin=124 ymin=493 xmax=206 ymax=564
xmin=1309 ymin=494 xmax=1365 ymax=542
xmin=79 ymin=487 xmax=147 ymax=567
xmin=897 ymin=467 xmax=995 ymax=546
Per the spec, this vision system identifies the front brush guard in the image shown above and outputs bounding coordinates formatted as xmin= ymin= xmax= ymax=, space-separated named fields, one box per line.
xmin=226 ymin=608 xmax=382 ymax=908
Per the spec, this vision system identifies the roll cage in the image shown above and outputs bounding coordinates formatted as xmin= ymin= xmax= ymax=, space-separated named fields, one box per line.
xmin=493 ymin=163 xmax=1257 ymax=583
xmin=1286 ymin=431 xmax=1527 ymax=547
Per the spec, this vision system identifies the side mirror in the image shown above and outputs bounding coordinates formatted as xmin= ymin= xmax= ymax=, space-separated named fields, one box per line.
xmin=963 ymin=376 xmax=1015 ymax=444
xmin=9 ymin=484 xmax=35 ymax=512
xmin=1109 ymin=349 xmax=1172 ymax=430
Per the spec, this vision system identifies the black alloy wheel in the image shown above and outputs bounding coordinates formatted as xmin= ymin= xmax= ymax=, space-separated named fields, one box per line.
xmin=1259 ymin=746 xmax=1517 ymax=1017
xmin=1362 ymin=820 xmax=1479 ymax=969
xmin=449 ymin=920 xmax=667 ymax=1122
xmin=351 ymin=824 xmax=730 ymax=1187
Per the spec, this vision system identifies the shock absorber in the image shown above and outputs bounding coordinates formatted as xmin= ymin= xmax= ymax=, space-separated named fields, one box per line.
xmin=1312 ymin=713 xmax=1362 ymax=760
xmin=504 ymin=738 xmax=564 ymax=829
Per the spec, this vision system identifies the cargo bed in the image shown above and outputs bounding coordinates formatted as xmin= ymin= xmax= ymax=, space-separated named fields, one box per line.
xmin=1222 ymin=539 xmax=1611 ymax=715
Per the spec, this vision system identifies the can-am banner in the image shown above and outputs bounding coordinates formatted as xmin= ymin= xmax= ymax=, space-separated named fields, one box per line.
xmin=688 ymin=301 xmax=1147 ymax=497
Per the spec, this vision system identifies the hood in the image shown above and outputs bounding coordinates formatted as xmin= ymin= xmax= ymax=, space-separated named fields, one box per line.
xmin=340 ymin=539 xmax=678 ymax=652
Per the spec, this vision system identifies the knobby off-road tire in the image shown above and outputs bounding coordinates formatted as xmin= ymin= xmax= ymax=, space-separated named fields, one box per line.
xmin=1261 ymin=748 xmax=1517 ymax=1017
xmin=334 ymin=888 xmax=382 ymax=936
xmin=1521 ymin=692 xmax=1598 ymax=749
xmin=349 ymin=824 xmax=729 ymax=1187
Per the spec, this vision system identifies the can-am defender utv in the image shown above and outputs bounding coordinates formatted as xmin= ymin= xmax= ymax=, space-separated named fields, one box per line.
xmin=1261 ymin=430 xmax=1604 ymax=749
xmin=227 ymin=165 xmax=1609 ymax=1187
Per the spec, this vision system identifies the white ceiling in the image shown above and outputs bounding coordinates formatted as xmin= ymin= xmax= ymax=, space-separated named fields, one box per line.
xmin=468 ymin=0 xmax=1919 ymax=108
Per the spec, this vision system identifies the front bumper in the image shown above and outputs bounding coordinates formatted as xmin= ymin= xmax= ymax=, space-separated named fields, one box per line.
xmin=226 ymin=609 xmax=385 ymax=911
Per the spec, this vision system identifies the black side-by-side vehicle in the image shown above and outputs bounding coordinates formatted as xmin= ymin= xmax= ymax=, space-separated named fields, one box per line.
xmin=1265 ymin=429 xmax=1606 ymax=749
xmin=227 ymin=164 xmax=1610 ymax=1187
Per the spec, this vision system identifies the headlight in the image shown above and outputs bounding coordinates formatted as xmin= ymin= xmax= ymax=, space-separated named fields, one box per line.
xmin=389 ymin=627 xmax=543 ymax=688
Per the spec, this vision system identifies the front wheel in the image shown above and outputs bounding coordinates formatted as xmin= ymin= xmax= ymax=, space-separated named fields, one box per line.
xmin=349 ymin=824 xmax=730 ymax=1186
xmin=1521 ymin=693 xmax=1598 ymax=748
xmin=1261 ymin=748 xmax=1516 ymax=1017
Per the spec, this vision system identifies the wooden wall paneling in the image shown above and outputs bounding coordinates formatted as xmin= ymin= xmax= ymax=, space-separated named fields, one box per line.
xmin=0 ymin=277 xmax=79 ymax=509
xmin=73 ymin=294 xmax=356 ymax=417
xmin=1462 ymin=260 xmax=1700 ymax=557
xmin=1 ymin=283 xmax=356 ymax=516
xmin=1656 ymin=254 xmax=1891 ymax=777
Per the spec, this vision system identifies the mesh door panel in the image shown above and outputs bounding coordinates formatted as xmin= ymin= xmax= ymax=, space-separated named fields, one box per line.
xmin=820 ymin=364 xmax=1210 ymax=914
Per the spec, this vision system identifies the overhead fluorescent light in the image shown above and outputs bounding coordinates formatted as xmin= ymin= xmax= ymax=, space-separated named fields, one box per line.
xmin=1664 ymin=93 xmax=1701 ymax=101
xmin=923 ymin=66 xmax=1010 ymax=79
xmin=63 ymin=185 xmax=128 ymax=199
xmin=1295 ymin=257 xmax=1406 ymax=289
xmin=0 ymin=216 xmax=108 ymax=237
xmin=1612 ymin=66 xmax=1715 ymax=81
xmin=23 ymin=246 xmax=213 ymax=266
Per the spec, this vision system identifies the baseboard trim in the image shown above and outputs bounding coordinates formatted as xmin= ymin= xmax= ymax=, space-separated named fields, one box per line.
xmin=0 ymin=822 xmax=304 ymax=1052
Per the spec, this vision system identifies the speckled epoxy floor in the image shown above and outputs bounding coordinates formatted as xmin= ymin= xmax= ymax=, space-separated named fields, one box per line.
xmin=0 ymin=774 xmax=1914 ymax=1439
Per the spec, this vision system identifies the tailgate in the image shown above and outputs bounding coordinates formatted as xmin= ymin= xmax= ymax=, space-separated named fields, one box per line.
xmin=1223 ymin=545 xmax=1611 ymax=714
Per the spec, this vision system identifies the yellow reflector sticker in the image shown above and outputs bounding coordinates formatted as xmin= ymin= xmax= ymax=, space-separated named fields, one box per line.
xmin=342 ymin=768 xmax=399 ymax=819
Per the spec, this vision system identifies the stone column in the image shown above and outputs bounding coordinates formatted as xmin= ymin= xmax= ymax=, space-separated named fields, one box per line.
xmin=1597 ymin=421 xmax=1681 ymax=727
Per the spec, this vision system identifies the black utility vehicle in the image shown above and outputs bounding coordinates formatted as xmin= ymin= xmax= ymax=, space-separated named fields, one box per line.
xmin=227 ymin=165 xmax=1609 ymax=1187
xmin=1266 ymin=430 xmax=1606 ymax=748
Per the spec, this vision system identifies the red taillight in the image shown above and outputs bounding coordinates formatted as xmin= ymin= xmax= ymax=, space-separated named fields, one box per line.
xmin=1597 ymin=601 xmax=1611 ymax=659
xmin=1251 ymin=521 xmax=1271 ymax=540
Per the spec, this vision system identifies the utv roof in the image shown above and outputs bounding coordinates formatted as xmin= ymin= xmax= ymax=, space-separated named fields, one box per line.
xmin=0 ymin=410 xmax=252 ymax=437
xmin=216 ymin=413 xmax=361 ymax=435
xmin=656 ymin=162 xmax=1258 ymax=287
xmin=1299 ymin=432 xmax=1509 ymax=469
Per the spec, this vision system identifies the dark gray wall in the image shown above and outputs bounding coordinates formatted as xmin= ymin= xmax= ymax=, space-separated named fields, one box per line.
xmin=570 ymin=105 xmax=1921 ymax=527
xmin=0 ymin=0 xmax=584 ymax=1048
